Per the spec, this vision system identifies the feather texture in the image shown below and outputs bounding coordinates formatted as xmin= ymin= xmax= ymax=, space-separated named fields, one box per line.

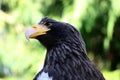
xmin=30 ymin=17 xmax=105 ymax=80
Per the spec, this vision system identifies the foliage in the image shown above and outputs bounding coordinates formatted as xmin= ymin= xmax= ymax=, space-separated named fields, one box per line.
xmin=103 ymin=69 xmax=120 ymax=80
xmin=0 ymin=0 xmax=120 ymax=79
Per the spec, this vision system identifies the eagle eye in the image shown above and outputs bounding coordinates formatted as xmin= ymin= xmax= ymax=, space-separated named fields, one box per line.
xmin=43 ymin=22 xmax=52 ymax=27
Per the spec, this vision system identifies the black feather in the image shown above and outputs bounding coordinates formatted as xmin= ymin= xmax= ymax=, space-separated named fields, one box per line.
xmin=33 ymin=17 xmax=105 ymax=80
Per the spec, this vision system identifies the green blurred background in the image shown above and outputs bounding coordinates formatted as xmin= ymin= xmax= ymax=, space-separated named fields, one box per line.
xmin=0 ymin=0 xmax=120 ymax=80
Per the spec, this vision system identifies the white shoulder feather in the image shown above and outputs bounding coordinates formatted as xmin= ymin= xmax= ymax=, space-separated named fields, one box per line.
xmin=37 ymin=72 xmax=52 ymax=80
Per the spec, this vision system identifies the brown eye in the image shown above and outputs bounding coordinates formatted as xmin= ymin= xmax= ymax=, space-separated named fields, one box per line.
xmin=43 ymin=22 xmax=47 ymax=25
xmin=43 ymin=22 xmax=51 ymax=26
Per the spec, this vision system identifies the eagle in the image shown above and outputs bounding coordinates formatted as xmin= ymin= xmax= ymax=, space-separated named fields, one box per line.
xmin=25 ymin=17 xmax=105 ymax=80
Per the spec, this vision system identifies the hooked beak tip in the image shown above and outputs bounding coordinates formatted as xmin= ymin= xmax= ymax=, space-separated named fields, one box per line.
xmin=25 ymin=31 xmax=30 ymax=40
xmin=25 ymin=27 xmax=37 ymax=40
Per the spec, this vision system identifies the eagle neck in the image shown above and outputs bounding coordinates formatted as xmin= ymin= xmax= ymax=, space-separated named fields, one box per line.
xmin=42 ymin=42 xmax=105 ymax=80
xmin=43 ymin=41 xmax=88 ymax=71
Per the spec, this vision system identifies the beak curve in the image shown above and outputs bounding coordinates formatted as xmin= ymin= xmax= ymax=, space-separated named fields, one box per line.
xmin=25 ymin=24 xmax=50 ymax=40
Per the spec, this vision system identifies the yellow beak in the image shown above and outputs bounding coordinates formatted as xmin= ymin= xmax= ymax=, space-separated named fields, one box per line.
xmin=25 ymin=24 xmax=50 ymax=40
